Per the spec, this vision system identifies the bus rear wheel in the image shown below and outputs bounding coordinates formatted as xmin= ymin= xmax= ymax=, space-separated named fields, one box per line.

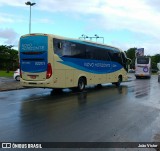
xmin=77 ymin=77 xmax=86 ymax=92
xmin=115 ymin=76 xmax=122 ymax=87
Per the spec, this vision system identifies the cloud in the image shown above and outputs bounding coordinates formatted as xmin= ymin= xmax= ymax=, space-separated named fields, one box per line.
xmin=0 ymin=17 xmax=13 ymax=23
xmin=0 ymin=13 xmax=15 ymax=23
xmin=144 ymin=0 xmax=160 ymax=12
xmin=1 ymin=0 xmax=160 ymax=38
xmin=0 ymin=28 xmax=19 ymax=46
xmin=38 ymin=0 xmax=101 ymax=13
xmin=0 ymin=0 xmax=25 ymax=7
xmin=0 ymin=0 xmax=160 ymax=55
xmin=85 ymin=1 xmax=160 ymax=35
xmin=34 ymin=18 xmax=54 ymax=24
xmin=36 ymin=0 xmax=160 ymax=36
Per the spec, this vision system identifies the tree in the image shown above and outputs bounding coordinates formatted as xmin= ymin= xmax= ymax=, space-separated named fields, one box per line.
xmin=0 ymin=45 xmax=19 ymax=71
xmin=126 ymin=47 xmax=137 ymax=69
xmin=151 ymin=54 xmax=160 ymax=69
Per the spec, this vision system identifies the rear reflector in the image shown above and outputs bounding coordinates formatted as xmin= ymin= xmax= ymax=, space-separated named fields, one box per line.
xmin=46 ymin=63 xmax=52 ymax=79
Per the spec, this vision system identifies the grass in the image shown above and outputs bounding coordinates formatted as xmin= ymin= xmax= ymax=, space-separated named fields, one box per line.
xmin=0 ymin=70 xmax=14 ymax=77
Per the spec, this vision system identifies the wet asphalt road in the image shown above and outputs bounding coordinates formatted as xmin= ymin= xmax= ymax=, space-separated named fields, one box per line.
xmin=0 ymin=74 xmax=160 ymax=150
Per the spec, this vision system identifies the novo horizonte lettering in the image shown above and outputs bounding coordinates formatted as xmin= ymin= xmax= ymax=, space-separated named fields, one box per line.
xmin=84 ymin=63 xmax=111 ymax=68
xmin=22 ymin=44 xmax=45 ymax=51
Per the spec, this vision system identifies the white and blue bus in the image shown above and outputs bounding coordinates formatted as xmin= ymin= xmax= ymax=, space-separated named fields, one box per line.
xmin=19 ymin=33 xmax=130 ymax=91
xmin=135 ymin=56 xmax=151 ymax=79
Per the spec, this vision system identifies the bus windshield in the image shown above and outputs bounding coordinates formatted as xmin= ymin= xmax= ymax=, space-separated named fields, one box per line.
xmin=137 ymin=57 xmax=149 ymax=64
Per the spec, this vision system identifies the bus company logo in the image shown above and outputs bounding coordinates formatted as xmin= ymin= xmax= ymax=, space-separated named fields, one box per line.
xmin=21 ymin=43 xmax=45 ymax=51
xmin=2 ymin=143 xmax=11 ymax=148
xmin=143 ymin=67 xmax=148 ymax=72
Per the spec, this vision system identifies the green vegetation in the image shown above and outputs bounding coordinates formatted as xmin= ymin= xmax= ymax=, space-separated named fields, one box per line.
xmin=0 ymin=45 xmax=19 ymax=71
xmin=0 ymin=70 xmax=14 ymax=77
xmin=125 ymin=48 xmax=137 ymax=69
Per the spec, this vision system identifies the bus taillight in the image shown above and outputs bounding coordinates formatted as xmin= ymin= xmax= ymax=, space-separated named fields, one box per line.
xmin=46 ymin=63 xmax=52 ymax=79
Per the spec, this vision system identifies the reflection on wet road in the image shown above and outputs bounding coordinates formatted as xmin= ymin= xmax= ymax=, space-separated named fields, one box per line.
xmin=0 ymin=74 xmax=160 ymax=147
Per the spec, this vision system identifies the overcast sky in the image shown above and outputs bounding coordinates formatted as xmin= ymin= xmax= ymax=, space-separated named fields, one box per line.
xmin=0 ymin=0 xmax=160 ymax=55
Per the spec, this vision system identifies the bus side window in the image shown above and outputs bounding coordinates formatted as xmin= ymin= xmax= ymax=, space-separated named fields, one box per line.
xmin=86 ymin=46 xmax=94 ymax=59
xmin=70 ymin=43 xmax=86 ymax=58
xmin=53 ymin=38 xmax=63 ymax=56
xmin=108 ymin=50 xmax=114 ymax=61
xmin=62 ymin=41 xmax=71 ymax=57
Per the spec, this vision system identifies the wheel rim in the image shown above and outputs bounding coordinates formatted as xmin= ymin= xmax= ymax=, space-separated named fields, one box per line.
xmin=78 ymin=78 xmax=85 ymax=91
xmin=79 ymin=81 xmax=84 ymax=90
xmin=16 ymin=76 xmax=20 ymax=81
xmin=118 ymin=77 xmax=121 ymax=83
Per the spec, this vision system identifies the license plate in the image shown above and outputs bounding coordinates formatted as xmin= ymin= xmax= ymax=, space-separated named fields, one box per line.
xmin=30 ymin=75 xmax=37 ymax=79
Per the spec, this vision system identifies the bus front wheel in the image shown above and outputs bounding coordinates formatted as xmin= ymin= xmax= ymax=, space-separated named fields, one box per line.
xmin=77 ymin=77 xmax=86 ymax=92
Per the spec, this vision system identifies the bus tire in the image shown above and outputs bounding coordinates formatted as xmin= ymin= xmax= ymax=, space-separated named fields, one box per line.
xmin=115 ymin=76 xmax=122 ymax=87
xmin=77 ymin=77 xmax=86 ymax=92
xmin=54 ymin=88 xmax=63 ymax=93
xmin=96 ymin=84 xmax=102 ymax=89
xmin=15 ymin=76 xmax=20 ymax=81
xmin=147 ymin=76 xmax=151 ymax=79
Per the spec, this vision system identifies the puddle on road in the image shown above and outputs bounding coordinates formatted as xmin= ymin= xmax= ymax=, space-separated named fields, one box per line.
xmin=0 ymin=96 xmax=7 ymax=100
xmin=152 ymin=112 xmax=160 ymax=142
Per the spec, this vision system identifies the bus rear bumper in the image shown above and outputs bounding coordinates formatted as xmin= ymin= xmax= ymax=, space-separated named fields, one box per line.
xmin=20 ymin=79 xmax=52 ymax=88
xmin=135 ymin=73 xmax=151 ymax=77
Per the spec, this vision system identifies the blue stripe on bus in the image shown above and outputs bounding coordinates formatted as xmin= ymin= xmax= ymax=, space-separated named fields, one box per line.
xmin=58 ymin=57 xmax=123 ymax=74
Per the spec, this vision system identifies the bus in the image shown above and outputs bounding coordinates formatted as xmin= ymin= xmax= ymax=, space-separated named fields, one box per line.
xmin=135 ymin=56 xmax=151 ymax=79
xmin=19 ymin=33 xmax=130 ymax=91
